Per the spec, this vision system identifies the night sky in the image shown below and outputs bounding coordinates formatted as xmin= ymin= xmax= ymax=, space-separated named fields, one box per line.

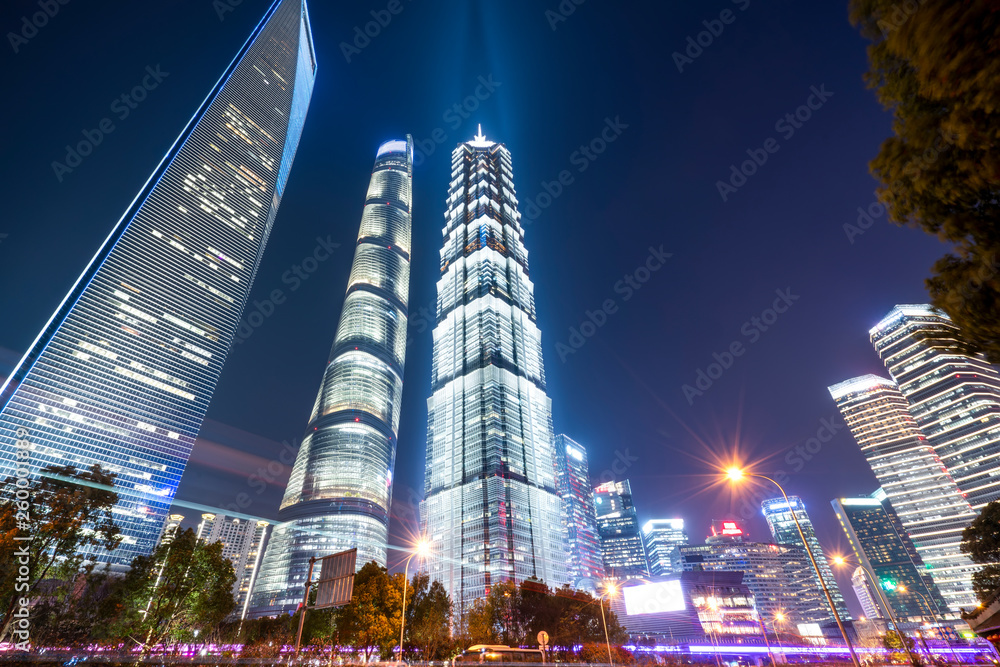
xmin=0 ymin=0 xmax=948 ymax=615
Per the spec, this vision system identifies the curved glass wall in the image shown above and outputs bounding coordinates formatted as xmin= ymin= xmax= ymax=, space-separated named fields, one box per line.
xmin=249 ymin=137 xmax=413 ymax=617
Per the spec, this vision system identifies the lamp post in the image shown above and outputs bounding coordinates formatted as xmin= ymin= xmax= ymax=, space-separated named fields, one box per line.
xmin=599 ymin=581 xmax=619 ymax=667
xmin=832 ymin=555 xmax=918 ymax=667
xmin=398 ymin=539 xmax=431 ymax=664
xmin=726 ymin=468 xmax=861 ymax=667
xmin=773 ymin=612 xmax=787 ymax=664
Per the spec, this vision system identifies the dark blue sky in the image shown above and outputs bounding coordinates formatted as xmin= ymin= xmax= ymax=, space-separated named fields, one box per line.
xmin=0 ymin=0 xmax=947 ymax=614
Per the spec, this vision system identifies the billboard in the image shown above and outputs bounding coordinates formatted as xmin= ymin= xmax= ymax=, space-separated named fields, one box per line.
xmin=622 ymin=580 xmax=686 ymax=615
xmin=314 ymin=548 xmax=357 ymax=609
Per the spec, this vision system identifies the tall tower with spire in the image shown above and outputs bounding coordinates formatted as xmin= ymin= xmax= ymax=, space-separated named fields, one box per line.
xmin=421 ymin=130 xmax=566 ymax=609
xmin=249 ymin=138 xmax=413 ymax=617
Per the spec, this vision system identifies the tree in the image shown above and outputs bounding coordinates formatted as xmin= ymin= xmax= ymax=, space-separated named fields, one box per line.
xmin=406 ymin=572 xmax=453 ymax=660
xmin=849 ymin=0 xmax=1000 ymax=361
xmin=331 ymin=561 xmax=403 ymax=661
xmin=101 ymin=527 xmax=236 ymax=651
xmin=961 ymin=501 xmax=1000 ymax=603
xmin=0 ymin=464 xmax=121 ymax=643
xmin=882 ymin=629 xmax=920 ymax=666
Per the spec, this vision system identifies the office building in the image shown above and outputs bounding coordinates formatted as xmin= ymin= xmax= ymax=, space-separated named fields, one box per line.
xmin=643 ymin=519 xmax=688 ymax=576
xmin=829 ymin=375 xmax=979 ymax=611
xmin=595 ymin=480 xmax=649 ymax=580
xmin=196 ymin=513 xmax=270 ymax=620
xmin=0 ymin=0 xmax=315 ymax=567
xmin=761 ymin=496 xmax=850 ymax=622
xmin=250 ymin=138 xmax=413 ymax=616
xmin=610 ymin=571 xmax=759 ymax=642
xmin=831 ymin=493 xmax=952 ymax=621
xmin=677 ymin=538 xmax=824 ymax=626
xmin=871 ymin=305 xmax=1000 ymax=509
xmin=421 ymin=130 xmax=566 ymax=608
xmin=555 ymin=435 xmax=604 ymax=592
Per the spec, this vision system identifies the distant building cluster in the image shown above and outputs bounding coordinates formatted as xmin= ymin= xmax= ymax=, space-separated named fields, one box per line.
xmin=3 ymin=0 xmax=1000 ymax=650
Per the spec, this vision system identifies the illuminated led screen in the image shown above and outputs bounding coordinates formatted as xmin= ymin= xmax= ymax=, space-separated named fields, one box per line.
xmin=623 ymin=580 xmax=686 ymax=615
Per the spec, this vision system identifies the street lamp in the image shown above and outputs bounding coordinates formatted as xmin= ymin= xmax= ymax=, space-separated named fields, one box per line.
xmin=725 ymin=467 xmax=861 ymax=667
xmin=599 ymin=581 xmax=619 ymax=667
xmin=831 ymin=555 xmax=919 ymax=667
xmin=398 ymin=539 xmax=431 ymax=664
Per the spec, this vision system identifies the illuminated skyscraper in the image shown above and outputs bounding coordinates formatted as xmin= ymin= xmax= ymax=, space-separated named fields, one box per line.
xmin=676 ymin=539 xmax=820 ymax=625
xmin=194 ymin=513 xmax=270 ymax=620
xmin=761 ymin=496 xmax=850 ymax=622
xmin=0 ymin=0 xmax=315 ymax=568
xmin=831 ymin=493 xmax=951 ymax=621
xmin=594 ymin=480 xmax=648 ymax=580
xmin=871 ymin=305 xmax=1000 ymax=509
xmin=555 ymin=435 xmax=603 ymax=592
xmin=422 ymin=129 xmax=566 ymax=607
xmin=642 ymin=519 xmax=688 ymax=576
xmin=829 ymin=375 xmax=979 ymax=610
xmin=249 ymin=138 xmax=413 ymax=616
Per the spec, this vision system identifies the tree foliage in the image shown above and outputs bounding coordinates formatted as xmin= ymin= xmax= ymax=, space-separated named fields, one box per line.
xmin=961 ymin=501 xmax=1000 ymax=603
xmin=330 ymin=561 xmax=404 ymax=660
xmin=459 ymin=578 xmax=629 ymax=659
xmin=101 ymin=527 xmax=236 ymax=651
xmin=405 ymin=571 xmax=453 ymax=660
xmin=0 ymin=464 xmax=121 ymax=642
xmin=849 ymin=0 xmax=1000 ymax=361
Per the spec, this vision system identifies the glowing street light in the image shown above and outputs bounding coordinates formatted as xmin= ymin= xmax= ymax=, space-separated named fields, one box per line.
xmin=725 ymin=467 xmax=860 ymax=667
xmin=398 ymin=539 xmax=432 ymax=663
xmin=599 ymin=581 xmax=619 ymax=667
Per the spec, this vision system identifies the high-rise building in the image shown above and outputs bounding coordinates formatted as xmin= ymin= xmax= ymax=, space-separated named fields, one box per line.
xmin=594 ymin=480 xmax=648 ymax=580
xmin=158 ymin=513 xmax=186 ymax=547
xmin=676 ymin=540 xmax=822 ymax=625
xmin=870 ymin=305 xmax=1000 ymax=509
xmin=829 ymin=375 xmax=979 ymax=611
xmin=0 ymin=0 xmax=315 ymax=567
xmin=831 ymin=493 xmax=952 ymax=621
xmin=250 ymin=138 xmax=413 ymax=616
xmin=761 ymin=496 xmax=850 ymax=622
xmin=554 ymin=435 xmax=603 ymax=592
xmin=642 ymin=519 xmax=688 ymax=576
xmin=851 ymin=566 xmax=881 ymax=620
xmin=195 ymin=513 xmax=270 ymax=620
xmin=422 ymin=130 xmax=565 ymax=608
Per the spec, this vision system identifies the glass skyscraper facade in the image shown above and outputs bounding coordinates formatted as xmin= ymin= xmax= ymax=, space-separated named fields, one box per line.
xmin=831 ymin=493 xmax=951 ymax=621
xmin=642 ymin=519 xmax=688 ymax=576
xmin=249 ymin=138 xmax=413 ymax=616
xmin=0 ymin=0 xmax=315 ymax=567
xmin=554 ymin=434 xmax=603 ymax=592
xmin=871 ymin=305 xmax=1000 ymax=509
xmin=677 ymin=541 xmax=821 ymax=625
xmin=594 ymin=480 xmax=649 ymax=580
xmin=760 ymin=496 xmax=850 ymax=622
xmin=829 ymin=374 xmax=979 ymax=610
xmin=422 ymin=130 xmax=566 ymax=608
